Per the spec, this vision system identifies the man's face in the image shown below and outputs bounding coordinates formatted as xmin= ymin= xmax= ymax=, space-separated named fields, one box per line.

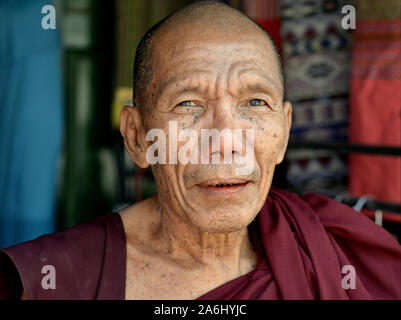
xmin=139 ymin=26 xmax=291 ymax=233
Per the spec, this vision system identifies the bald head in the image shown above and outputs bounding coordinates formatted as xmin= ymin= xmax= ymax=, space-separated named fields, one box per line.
xmin=132 ymin=0 xmax=284 ymax=107
xmin=157 ymin=1 xmax=267 ymax=36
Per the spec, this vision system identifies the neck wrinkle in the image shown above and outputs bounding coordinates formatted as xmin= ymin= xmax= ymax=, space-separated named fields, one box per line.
xmin=155 ymin=198 xmax=255 ymax=272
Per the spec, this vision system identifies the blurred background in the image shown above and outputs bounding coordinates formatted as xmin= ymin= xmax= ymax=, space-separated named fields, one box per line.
xmin=0 ymin=0 xmax=400 ymax=248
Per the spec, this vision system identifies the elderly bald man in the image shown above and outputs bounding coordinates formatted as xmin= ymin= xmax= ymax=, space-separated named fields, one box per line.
xmin=1 ymin=1 xmax=400 ymax=300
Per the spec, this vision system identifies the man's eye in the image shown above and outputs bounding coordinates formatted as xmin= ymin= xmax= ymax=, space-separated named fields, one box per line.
xmin=177 ymin=100 xmax=196 ymax=107
xmin=173 ymin=100 xmax=203 ymax=113
xmin=248 ymin=99 xmax=267 ymax=107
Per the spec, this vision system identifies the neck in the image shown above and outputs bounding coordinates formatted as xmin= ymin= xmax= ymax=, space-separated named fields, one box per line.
xmin=152 ymin=196 xmax=257 ymax=273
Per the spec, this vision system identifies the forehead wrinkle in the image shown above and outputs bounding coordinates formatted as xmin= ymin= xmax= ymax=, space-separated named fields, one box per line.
xmin=227 ymin=60 xmax=256 ymax=84
xmin=158 ymin=56 xmax=213 ymax=75
xmin=157 ymin=40 xmax=270 ymax=75
xmin=227 ymin=59 xmax=278 ymax=82
xmin=171 ymin=44 xmax=214 ymax=55
xmin=158 ymin=70 xmax=214 ymax=105
xmin=155 ymin=45 xmax=222 ymax=77
xmin=156 ymin=40 xmax=276 ymax=90
xmin=237 ymin=69 xmax=282 ymax=95
xmin=229 ymin=41 xmax=272 ymax=57
xmin=159 ymin=69 xmax=214 ymax=95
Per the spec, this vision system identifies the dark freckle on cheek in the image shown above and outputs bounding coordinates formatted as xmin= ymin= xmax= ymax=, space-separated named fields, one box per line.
xmin=273 ymin=133 xmax=277 ymax=138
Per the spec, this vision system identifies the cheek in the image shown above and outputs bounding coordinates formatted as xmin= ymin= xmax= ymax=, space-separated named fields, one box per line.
xmin=153 ymin=164 xmax=179 ymax=196
xmin=254 ymin=123 xmax=286 ymax=164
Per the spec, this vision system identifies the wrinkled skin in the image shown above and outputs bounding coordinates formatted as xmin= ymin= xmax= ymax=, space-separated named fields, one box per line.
xmin=119 ymin=3 xmax=292 ymax=299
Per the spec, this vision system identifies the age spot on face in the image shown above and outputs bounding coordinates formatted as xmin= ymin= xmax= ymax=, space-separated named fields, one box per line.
xmin=239 ymin=113 xmax=251 ymax=121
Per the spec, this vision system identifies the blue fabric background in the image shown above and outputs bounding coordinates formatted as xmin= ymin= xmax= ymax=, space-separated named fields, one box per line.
xmin=0 ymin=0 xmax=63 ymax=248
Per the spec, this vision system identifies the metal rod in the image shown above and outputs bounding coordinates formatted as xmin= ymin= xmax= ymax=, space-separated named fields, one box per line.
xmin=341 ymin=197 xmax=401 ymax=214
xmin=288 ymin=141 xmax=401 ymax=157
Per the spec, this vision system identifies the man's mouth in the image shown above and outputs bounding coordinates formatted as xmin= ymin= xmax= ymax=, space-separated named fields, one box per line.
xmin=195 ymin=178 xmax=250 ymax=195
xmin=200 ymin=181 xmax=249 ymax=190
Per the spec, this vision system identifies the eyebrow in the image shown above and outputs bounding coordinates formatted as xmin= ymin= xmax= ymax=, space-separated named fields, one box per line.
xmin=234 ymin=80 xmax=281 ymax=100
xmin=236 ymin=69 xmax=282 ymax=94
xmin=158 ymin=68 xmax=282 ymax=104
xmin=159 ymin=70 xmax=213 ymax=96
xmin=158 ymin=84 xmax=208 ymax=110
xmin=160 ymin=76 xmax=178 ymax=94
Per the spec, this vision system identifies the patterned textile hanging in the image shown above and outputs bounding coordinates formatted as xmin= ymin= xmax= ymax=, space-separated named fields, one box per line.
xmin=348 ymin=0 xmax=401 ymax=205
xmin=281 ymin=0 xmax=352 ymax=195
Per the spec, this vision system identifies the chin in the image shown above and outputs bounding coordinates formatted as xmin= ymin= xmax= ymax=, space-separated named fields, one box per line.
xmin=187 ymin=208 xmax=256 ymax=234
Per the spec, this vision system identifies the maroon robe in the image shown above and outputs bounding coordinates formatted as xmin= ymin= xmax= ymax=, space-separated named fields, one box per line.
xmin=1 ymin=187 xmax=400 ymax=300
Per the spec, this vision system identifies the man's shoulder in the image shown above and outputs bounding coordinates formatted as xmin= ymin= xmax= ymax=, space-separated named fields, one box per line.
xmin=2 ymin=213 xmax=117 ymax=259
xmin=267 ymin=187 xmax=401 ymax=299
xmin=0 ymin=213 xmax=123 ymax=299
xmin=270 ymin=187 xmax=399 ymax=243
xmin=269 ymin=186 xmax=381 ymax=227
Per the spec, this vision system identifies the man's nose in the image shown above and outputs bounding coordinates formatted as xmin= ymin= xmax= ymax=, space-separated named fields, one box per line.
xmin=211 ymin=100 xmax=235 ymax=131
xmin=201 ymin=101 xmax=246 ymax=163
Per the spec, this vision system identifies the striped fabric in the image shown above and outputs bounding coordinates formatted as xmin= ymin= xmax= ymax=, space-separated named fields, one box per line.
xmin=349 ymin=0 xmax=401 ymax=205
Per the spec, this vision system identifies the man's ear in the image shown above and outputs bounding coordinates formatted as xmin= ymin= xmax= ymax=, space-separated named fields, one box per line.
xmin=119 ymin=106 xmax=150 ymax=169
xmin=276 ymin=100 xmax=292 ymax=164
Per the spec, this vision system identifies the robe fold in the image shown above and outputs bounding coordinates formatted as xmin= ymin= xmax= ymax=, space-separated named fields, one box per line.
xmin=1 ymin=187 xmax=400 ymax=300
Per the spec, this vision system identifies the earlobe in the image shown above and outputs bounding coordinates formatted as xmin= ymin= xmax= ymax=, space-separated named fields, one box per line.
xmin=119 ymin=106 xmax=150 ymax=169
xmin=284 ymin=101 xmax=292 ymax=134
xmin=276 ymin=101 xmax=292 ymax=164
